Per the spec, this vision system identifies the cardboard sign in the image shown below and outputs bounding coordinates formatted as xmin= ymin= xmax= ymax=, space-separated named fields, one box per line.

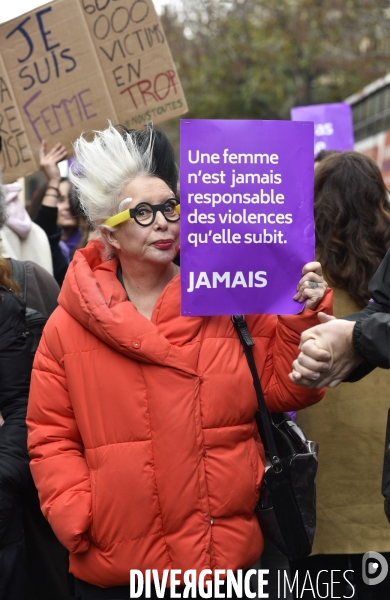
xmin=291 ymin=103 xmax=354 ymax=157
xmin=180 ymin=119 xmax=315 ymax=316
xmin=0 ymin=0 xmax=187 ymax=183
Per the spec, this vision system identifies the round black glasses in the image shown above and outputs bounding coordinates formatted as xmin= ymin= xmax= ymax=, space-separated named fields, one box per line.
xmin=129 ymin=199 xmax=180 ymax=227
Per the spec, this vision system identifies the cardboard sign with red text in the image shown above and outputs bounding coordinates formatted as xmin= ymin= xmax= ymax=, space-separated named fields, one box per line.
xmin=0 ymin=0 xmax=187 ymax=183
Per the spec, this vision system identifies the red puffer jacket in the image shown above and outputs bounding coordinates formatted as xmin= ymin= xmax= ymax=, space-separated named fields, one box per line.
xmin=27 ymin=240 xmax=332 ymax=587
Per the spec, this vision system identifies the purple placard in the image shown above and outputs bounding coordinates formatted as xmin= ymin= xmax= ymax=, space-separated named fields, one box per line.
xmin=291 ymin=102 xmax=354 ymax=157
xmin=180 ymin=119 xmax=315 ymax=316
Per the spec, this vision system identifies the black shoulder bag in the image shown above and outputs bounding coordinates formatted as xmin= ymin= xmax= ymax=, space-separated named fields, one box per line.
xmin=232 ymin=314 xmax=318 ymax=562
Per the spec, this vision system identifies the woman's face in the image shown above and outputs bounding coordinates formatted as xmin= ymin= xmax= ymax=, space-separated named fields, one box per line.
xmin=57 ymin=180 xmax=78 ymax=229
xmin=106 ymin=175 xmax=180 ymax=266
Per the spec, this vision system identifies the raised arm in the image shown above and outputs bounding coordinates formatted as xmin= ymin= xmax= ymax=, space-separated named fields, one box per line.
xmin=39 ymin=140 xmax=67 ymax=208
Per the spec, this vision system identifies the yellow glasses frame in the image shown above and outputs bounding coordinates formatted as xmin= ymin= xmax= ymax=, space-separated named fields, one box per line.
xmin=103 ymin=200 xmax=180 ymax=228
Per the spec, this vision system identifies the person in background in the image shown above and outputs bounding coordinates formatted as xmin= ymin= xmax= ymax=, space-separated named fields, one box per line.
xmin=0 ymin=181 xmax=53 ymax=275
xmin=28 ymin=141 xmax=84 ymax=286
xmin=0 ymin=237 xmax=32 ymax=600
xmin=27 ymin=122 xmax=331 ymax=600
xmin=290 ymin=151 xmax=390 ymax=600
xmin=0 ymin=175 xmax=74 ymax=600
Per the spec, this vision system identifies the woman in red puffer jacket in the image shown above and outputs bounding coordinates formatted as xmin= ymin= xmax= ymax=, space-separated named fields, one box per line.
xmin=27 ymin=122 xmax=332 ymax=600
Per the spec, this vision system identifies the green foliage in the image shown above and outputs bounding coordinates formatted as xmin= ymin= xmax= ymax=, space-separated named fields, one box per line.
xmin=160 ymin=0 xmax=390 ymax=127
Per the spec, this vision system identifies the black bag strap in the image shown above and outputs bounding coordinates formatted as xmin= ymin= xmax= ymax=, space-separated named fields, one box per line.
xmin=8 ymin=257 xmax=27 ymax=302
xmin=232 ymin=314 xmax=281 ymax=471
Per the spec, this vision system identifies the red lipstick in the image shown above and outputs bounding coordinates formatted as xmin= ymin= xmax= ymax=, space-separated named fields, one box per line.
xmin=153 ymin=240 xmax=174 ymax=250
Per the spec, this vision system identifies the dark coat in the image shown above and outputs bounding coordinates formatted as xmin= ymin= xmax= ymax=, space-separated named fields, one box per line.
xmin=342 ymin=248 xmax=390 ymax=525
xmin=0 ymin=289 xmax=32 ymax=600
xmin=1 ymin=263 xmax=73 ymax=600
xmin=6 ymin=260 xmax=74 ymax=600
xmin=346 ymin=247 xmax=390 ymax=370
xmin=0 ymin=290 xmax=32 ymax=491
xmin=22 ymin=259 xmax=60 ymax=317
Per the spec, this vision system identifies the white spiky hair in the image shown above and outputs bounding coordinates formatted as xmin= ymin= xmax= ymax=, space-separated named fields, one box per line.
xmin=69 ymin=121 xmax=155 ymax=227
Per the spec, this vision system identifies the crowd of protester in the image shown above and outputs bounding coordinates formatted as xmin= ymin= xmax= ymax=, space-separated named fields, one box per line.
xmin=1 ymin=125 xmax=390 ymax=600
